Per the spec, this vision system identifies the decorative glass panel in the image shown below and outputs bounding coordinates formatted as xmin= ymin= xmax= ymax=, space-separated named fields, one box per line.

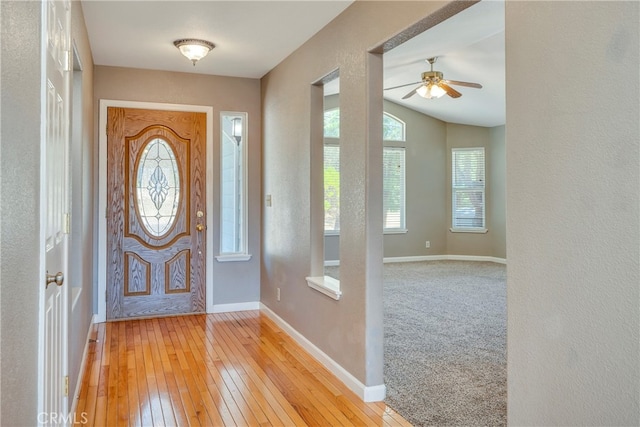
xmin=136 ymin=138 xmax=180 ymax=237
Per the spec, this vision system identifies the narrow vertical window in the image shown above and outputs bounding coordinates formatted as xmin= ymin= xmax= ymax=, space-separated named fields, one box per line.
xmin=382 ymin=112 xmax=406 ymax=232
xmin=219 ymin=112 xmax=249 ymax=258
xmin=383 ymin=147 xmax=405 ymax=231
xmin=451 ymin=147 xmax=486 ymax=231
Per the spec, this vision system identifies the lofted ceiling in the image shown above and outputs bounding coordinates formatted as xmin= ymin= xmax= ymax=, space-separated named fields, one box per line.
xmin=81 ymin=0 xmax=504 ymax=127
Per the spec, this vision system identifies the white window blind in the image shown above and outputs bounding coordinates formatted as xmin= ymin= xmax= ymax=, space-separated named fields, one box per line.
xmin=324 ymin=144 xmax=340 ymax=232
xmin=383 ymin=147 xmax=405 ymax=230
xmin=452 ymin=147 xmax=485 ymax=229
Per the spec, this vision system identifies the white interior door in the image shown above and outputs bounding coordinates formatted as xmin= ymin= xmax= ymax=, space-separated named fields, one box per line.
xmin=41 ymin=0 xmax=71 ymax=422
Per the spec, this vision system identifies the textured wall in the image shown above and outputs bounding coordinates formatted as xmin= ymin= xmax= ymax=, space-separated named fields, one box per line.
xmin=0 ymin=1 xmax=44 ymax=424
xmin=94 ymin=66 xmax=262 ymax=306
xmin=489 ymin=125 xmax=506 ymax=259
xmin=445 ymin=123 xmax=495 ymax=255
xmin=261 ymin=1 xmax=453 ymax=388
xmin=506 ymin=2 xmax=639 ymax=424
xmin=68 ymin=0 xmax=95 ymax=409
xmin=324 ymin=99 xmax=449 ymax=261
xmin=381 ymin=100 xmax=448 ymax=258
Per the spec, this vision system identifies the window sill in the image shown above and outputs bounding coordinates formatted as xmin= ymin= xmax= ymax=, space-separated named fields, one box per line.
xmin=384 ymin=228 xmax=408 ymax=235
xmin=449 ymin=227 xmax=488 ymax=234
xmin=215 ymin=254 xmax=253 ymax=262
xmin=306 ymin=276 xmax=342 ymax=300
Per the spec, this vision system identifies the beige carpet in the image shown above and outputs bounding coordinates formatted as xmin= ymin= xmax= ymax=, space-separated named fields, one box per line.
xmin=326 ymin=260 xmax=507 ymax=426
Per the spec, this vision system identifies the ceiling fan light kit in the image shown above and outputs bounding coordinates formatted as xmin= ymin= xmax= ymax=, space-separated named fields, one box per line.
xmin=173 ymin=39 xmax=215 ymax=66
xmin=387 ymin=56 xmax=482 ymax=100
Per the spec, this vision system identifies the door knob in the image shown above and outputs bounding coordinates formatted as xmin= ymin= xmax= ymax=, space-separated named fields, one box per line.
xmin=46 ymin=271 xmax=64 ymax=288
xmin=196 ymin=223 xmax=206 ymax=232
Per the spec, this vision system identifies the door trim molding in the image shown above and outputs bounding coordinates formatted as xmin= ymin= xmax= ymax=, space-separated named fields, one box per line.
xmin=97 ymin=100 xmax=214 ymax=322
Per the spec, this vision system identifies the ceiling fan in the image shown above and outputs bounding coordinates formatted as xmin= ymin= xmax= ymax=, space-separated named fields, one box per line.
xmin=385 ymin=57 xmax=482 ymax=99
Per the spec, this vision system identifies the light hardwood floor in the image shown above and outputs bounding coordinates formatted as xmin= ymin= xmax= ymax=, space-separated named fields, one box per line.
xmin=74 ymin=311 xmax=411 ymax=426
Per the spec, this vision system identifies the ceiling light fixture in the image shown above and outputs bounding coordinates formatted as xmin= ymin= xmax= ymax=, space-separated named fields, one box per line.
xmin=416 ymin=83 xmax=446 ymax=99
xmin=173 ymin=39 xmax=215 ymax=66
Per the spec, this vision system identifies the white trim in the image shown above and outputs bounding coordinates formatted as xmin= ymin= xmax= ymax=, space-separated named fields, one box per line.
xmin=324 ymin=255 xmax=506 ymax=266
xmin=97 ymin=100 xmax=214 ymax=322
xmin=449 ymin=227 xmax=488 ymax=234
xmin=69 ymin=314 xmax=96 ymax=419
xmin=383 ymin=255 xmax=506 ymax=264
xmin=443 ymin=255 xmax=507 ymax=264
xmin=260 ymin=303 xmax=385 ymax=402
xmin=306 ymin=276 xmax=342 ymax=300
xmin=215 ymin=254 xmax=253 ymax=262
xmin=383 ymin=228 xmax=408 ymax=235
xmin=212 ymin=302 xmax=260 ymax=313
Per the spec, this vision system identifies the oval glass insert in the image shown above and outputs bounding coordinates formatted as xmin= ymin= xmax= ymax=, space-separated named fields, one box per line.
xmin=135 ymin=138 xmax=180 ymax=237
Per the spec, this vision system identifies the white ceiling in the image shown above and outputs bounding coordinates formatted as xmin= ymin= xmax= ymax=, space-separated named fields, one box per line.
xmin=383 ymin=0 xmax=505 ymax=127
xmin=81 ymin=0 xmax=504 ymax=127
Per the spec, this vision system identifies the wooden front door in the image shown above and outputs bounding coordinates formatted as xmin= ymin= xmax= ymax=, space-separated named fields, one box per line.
xmin=106 ymin=108 xmax=206 ymax=319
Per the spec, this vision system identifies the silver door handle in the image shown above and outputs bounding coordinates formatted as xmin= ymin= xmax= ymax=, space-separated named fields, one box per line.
xmin=46 ymin=271 xmax=64 ymax=288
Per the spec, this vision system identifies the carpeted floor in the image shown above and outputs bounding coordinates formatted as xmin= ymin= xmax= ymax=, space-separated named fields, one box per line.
xmin=326 ymin=260 xmax=507 ymax=427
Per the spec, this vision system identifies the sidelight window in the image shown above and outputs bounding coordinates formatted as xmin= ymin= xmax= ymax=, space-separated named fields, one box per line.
xmin=219 ymin=112 xmax=248 ymax=257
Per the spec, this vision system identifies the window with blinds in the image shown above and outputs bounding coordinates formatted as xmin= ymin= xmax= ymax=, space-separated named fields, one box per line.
xmin=383 ymin=147 xmax=405 ymax=231
xmin=452 ymin=147 xmax=485 ymax=230
xmin=324 ymin=144 xmax=340 ymax=232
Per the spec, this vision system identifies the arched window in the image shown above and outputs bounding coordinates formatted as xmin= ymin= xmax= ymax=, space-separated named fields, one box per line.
xmin=383 ymin=112 xmax=406 ymax=141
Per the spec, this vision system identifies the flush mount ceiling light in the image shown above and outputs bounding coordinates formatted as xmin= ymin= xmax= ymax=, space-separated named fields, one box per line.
xmin=173 ymin=39 xmax=215 ymax=66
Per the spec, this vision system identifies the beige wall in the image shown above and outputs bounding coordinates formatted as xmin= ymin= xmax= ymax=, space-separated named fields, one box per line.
xmin=506 ymin=1 xmax=639 ymax=424
xmin=261 ymin=0 xmax=466 ymax=388
xmin=68 ymin=0 xmax=96 ymax=408
xmin=382 ymin=100 xmax=449 ymax=258
xmin=93 ymin=66 xmax=262 ymax=306
xmin=0 ymin=1 xmax=96 ymax=423
xmin=0 ymin=2 xmax=43 ymax=423
xmin=489 ymin=125 xmax=506 ymax=259
xmin=325 ymin=100 xmax=507 ymax=262
xmin=445 ymin=123 xmax=494 ymax=255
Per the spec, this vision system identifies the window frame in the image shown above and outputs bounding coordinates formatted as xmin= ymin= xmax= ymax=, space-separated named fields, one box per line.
xmin=216 ymin=111 xmax=251 ymax=262
xmin=451 ymin=147 xmax=487 ymax=233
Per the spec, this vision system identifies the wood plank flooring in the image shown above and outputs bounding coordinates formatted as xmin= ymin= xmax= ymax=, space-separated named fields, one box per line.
xmin=74 ymin=311 xmax=411 ymax=426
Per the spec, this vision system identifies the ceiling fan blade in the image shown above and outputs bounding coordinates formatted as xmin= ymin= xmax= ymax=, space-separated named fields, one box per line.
xmin=444 ymin=79 xmax=482 ymax=89
xmin=439 ymin=82 xmax=462 ymax=98
xmin=402 ymin=86 xmax=421 ymax=99
xmin=384 ymin=81 xmax=422 ymax=91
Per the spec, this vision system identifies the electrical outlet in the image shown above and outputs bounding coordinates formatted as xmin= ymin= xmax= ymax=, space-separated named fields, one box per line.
xmin=266 ymin=194 xmax=272 ymax=207
xmin=276 ymin=288 xmax=281 ymax=301
xmin=425 ymin=241 xmax=431 ymax=248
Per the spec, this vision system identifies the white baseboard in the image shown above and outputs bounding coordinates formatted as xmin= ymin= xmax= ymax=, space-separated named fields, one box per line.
xmin=443 ymin=255 xmax=507 ymax=264
xmin=260 ymin=303 xmax=386 ymax=402
xmin=211 ymin=301 xmax=260 ymax=313
xmin=385 ymin=255 xmax=506 ymax=264
xmin=327 ymin=255 xmax=507 ymax=266
xmin=323 ymin=260 xmax=339 ymax=267
xmin=69 ymin=314 xmax=97 ymax=417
